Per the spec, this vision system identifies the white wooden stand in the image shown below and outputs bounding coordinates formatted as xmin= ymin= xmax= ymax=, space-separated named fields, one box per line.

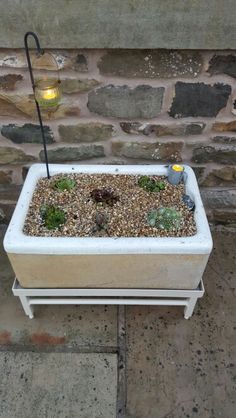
xmin=12 ymin=278 xmax=204 ymax=319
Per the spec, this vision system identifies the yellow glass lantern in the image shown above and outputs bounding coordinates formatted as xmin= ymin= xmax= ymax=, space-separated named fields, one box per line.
xmin=35 ymin=79 xmax=61 ymax=108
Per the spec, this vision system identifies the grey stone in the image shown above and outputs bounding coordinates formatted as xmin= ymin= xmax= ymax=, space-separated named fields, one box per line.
xmin=112 ymin=141 xmax=182 ymax=162
xmin=200 ymin=188 xmax=236 ymax=208
xmin=98 ymin=50 xmax=202 ymax=78
xmin=208 ymin=54 xmax=236 ymax=78
xmin=0 ymin=74 xmax=23 ymax=90
xmin=0 ymin=146 xmax=36 ymax=164
xmin=212 ymin=136 xmax=236 ymax=144
xmin=120 ymin=121 xmax=205 ymax=136
xmin=0 ymin=352 xmax=117 ymax=418
xmin=58 ymin=123 xmax=113 ymax=143
xmin=192 ymin=166 xmax=205 ymax=182
xmin=1 ymin=123 xmax=54 ymax=144
xmin=0 ymin=185 xmax=21 ymax=201
xmin=201 ymin=167 xmax=236 ymax=186
xmin=1 ymin=2 xmax=236 ymax=49
xmin=40 ymin=145 xmax=105 ymax=162
xmin=169 ymin=82 xmax=231 ymax=118
xmin=192 ymin=145 xmax=236 ymax=164
xmin=61 ymin=78 xmax=99 ymax=94
xmin=212 ymin=209 xmax=236 ymax=225
xmin=88 ymin=85 xmax=164 ymax=119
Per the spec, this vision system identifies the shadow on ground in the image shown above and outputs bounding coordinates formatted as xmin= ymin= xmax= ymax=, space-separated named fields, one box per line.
xmin=0 ymin=225 xmax=235 ymax=418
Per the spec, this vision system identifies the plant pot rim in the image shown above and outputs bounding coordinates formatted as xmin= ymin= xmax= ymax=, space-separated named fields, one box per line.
xmin=4 ymin=164 xmax=213 ymax=256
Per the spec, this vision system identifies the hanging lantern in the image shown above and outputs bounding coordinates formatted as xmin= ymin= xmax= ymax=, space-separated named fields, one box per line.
xmin=35 ymin=78 xmax=61 ymax=108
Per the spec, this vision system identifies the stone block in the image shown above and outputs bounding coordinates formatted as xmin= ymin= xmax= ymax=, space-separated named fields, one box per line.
xmin=0 ymin=207 xmax=6 ymax=223
xmin=58 ymin=123 xmax=113 ymax=143
xmin=0 ymin=146 xmax=36 ymax=165
xmin=1 ymin=123 xmax=54 ymax=144
xmin=0 ymin=74 xmax=23 ymax=91
xmin=212 ymin=120 xmax=236 ymax=132
xmin=120 ymin=121 xmax=205 ymax=136
xmin=212 ymin=136 xmax=236 ymax=144
xmin=0 ymin=51 xmax=88 ymax=72
xmin=201 ymin=167 xmax=236 ymax=187
xmin=0 ymin=93 xmax=80 ymax=120
xmin=98 ymin=50 xmax=202 ymax=78
xmin=88 ymin=85 xmax=164 ymax=119
xmin=0 ymin=170 xmax=12 ymax=184
xmin=212 ymin=209 xmax=236 ymax=225
xmin=200 ymin=188 xmax=236 ymax=208
xmin=112 ymin=141 xmax=182 ymax=162
xmin=40 ymin=145 xmax=105 ymax=162
xmin=0 ymin=352 xmax=117 ymax=418
xmin=208 ymin=55 xmax=236 ymax=78
xmin=169 ymin=82 xmax=231 ymax=118
xmin=60 ymin=78 xmax=100 ymax=94
xmin=192 ymin=145 xmax=236 ymax=165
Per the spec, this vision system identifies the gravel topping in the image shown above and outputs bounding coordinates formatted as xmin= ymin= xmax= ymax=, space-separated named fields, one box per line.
xmin=24 ymin=173 xmax=197 ymax=237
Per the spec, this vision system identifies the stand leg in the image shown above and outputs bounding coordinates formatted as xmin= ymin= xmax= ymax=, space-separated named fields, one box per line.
xmin=19 ymin=295 xmax=34 ymax=319
xmin=184 ymin=296 xmax=198 ymax=319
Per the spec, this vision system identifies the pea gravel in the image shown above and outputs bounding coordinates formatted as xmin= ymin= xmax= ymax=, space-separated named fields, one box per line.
xmin=24 ymin=173 xmax=197 ymax=238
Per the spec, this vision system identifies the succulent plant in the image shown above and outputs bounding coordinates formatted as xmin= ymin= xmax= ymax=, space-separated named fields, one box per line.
xmin=138 ymin=176 xmax=165 ymax=192
xmin=40 ymin=204 xmax=66 ymax=230
xmin=95 ymin=212 xmax=108 ymax=231
xmin=91 ymin=188 xmax=119 ymax=206
xmin=147 ymin=207 xmax=182 ymax=230
xmin=53 ymin=177 xmax=76 ymax=191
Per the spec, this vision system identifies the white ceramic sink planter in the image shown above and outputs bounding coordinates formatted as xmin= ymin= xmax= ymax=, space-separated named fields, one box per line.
xmin=4 ymin=164 xmax=213 ymax=319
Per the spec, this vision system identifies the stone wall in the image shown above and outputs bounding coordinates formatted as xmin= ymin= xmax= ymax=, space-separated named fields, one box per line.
xmin=0 ymin=49 xmax=236 ymax=224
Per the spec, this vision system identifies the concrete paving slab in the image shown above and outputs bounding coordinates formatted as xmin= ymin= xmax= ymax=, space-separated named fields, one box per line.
xmin=0 ymin=352 xmax=117 ymax=418
xmin=0 ymin=226 xmax=117 ymax=348
xmin=126 ymin=230 xmax=236 ymax=418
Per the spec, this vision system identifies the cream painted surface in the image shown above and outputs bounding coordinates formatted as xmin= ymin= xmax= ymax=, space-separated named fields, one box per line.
xmin=8 ymin=253 xmax=209 ymax=289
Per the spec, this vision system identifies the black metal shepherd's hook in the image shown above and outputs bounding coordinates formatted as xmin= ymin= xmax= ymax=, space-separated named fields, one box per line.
xmin=24 ymin=31 xmax=50 ymax=179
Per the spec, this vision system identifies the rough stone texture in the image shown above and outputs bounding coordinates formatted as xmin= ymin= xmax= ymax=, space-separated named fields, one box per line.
xmin=59 ymin=123 xmax=113 ymax=143
xmin=0 ymin=51 xmax=88 ymax=72
xmin=213 ymin=120 xmax=236 ymax=132
xmin=120 ymin=121 xmax=205 ymax=136
xmin=0 ymin=147 xmax=36 ymax=165
xmin=60 ymin=78 xmax=100 ymax=94
xmin=1 ymin=123 xmax=54 ymax=144
xmin=192 ymin=145 xmax=236 ymax=164
xmin=88 ymin=85 xmax=164 ymax=119
xmin=112 ymin=141 xmax=183 ymax=162
xmin=0 ymin=93 xmax=80 ymax=120
xmin=212 ymin=136 xmax=236 ymax=144
xmin=0 ymin=185 xmax=22 ymax=202
xmin=1 ymin=2 xmax=236 ymax=49
xmin=0 ymin=352 xmax=117 ymax=418
xmin=201 ymin=167 xmax=236 ymax=186
xmin=0 ymin=171 xmax=12 ymax=184
xmin=212 ymin=209 xmax=236 ymax=225
xmin=126 ymin=230 xmax=236 ymax=418
xmin=169 ymin=82 xmax=231 ymax=118
xmin=98 ymin=50 xmax=202 ymax=78
xmin=40 ymin=145 xmax=105 ymax=162
xmin=208 ymin=54 xmax=236 ymax=78
xmin=201 ymin=188 xmax=236 ymax=208
xmin=0 ymin=74 xmax=23 ymax=91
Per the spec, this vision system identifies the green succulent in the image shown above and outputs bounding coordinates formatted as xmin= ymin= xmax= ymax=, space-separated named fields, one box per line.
xmin=53 ymin=177 xmax=76 ymax=191
xmin=40 ymin=205 xmax=66 ymax=230
xmin=147 ymin=207 xmax=182 ymax=231
xmin=138 ymin=176 xmax=165 ymax=192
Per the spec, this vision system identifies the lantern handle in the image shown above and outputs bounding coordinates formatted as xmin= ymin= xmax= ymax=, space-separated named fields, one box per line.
xmin=24 ymin=32 xmax=50 ymax=180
